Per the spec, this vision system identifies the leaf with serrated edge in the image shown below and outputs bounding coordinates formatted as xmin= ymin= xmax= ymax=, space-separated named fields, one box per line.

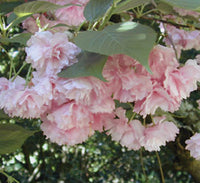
xmin=75 ymin=22 xmax=156 ymax=71
xmin=0 ymin=124 xmax=36 ymax=154
xmin=58 ymin=51 xmax=108 ymax=82
xmin=84 ymin=0 xmax=113 ymax=22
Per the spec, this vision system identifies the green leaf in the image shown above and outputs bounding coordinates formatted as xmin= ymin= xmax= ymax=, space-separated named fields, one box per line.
xmin=84 ymin=0 xmax=113 ymax=22
xmin=0 ymin=33 xmax=32 ymax=45
xmin=0 ymin=1 xmax=23 ymax=15
xmin=157 ymin=1 xmax=175 ymax=14
xmin=0 ymin=123 xmax=36 ymax=154
xmin=58 ymin=51 xmax=108 ymax=82
xmin=114 ymin=0 xmax=151 ymax=13
xmin=7 ymin=12 xmax=18 ymax=24
xmin=0 ymin=110 xmax=10 ymax=120
xmin=114 ymin=100 xmax=131 ymax=109
xmin=7 ymin=13 xmax=30 ymax=28
xmin=14 ymin=1 xmax=63 ymax=17
xmin=74 ymin=22 xmax=156 ymax=71
xmin=161 ymin=0 xmax=200 ymax=11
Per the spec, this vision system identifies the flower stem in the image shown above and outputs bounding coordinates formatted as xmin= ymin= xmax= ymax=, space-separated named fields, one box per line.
xmin=0 ymin=170 xmax=19 ymax=183
xmin=12 ymin=62 xmax=27 ymax=82
xmin=25 ymin=64 xmax=32 ymax=87
xmin=150 ymin=114 xmax=155 ymax=125
xmin=155 ymin=151 xmax=165 ymax=183
xmin=140 ymin=149 xmax=147 ymax=181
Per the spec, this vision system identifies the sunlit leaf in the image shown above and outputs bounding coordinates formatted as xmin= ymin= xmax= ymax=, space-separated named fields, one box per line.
xmin=75 ymin=22 xmax=156 ymax=71
xmin=7 ymin=13 xmax=30 ymax=28
xmin=58 ymin=51 xmax=108 ymax=81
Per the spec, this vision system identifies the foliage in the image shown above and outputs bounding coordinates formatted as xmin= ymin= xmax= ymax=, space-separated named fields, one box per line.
xmin=0 ymin=0 xmax=200 ymax=182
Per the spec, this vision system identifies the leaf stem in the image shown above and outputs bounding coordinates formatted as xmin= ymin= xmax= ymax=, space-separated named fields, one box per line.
xmin=150 ymin=114 xmax=155 ymax=125
xmin=128 ymin=112 xmax=136 ymax=123
xmin=127 ymin=102 xmax=134 ymax=110
xmin=140 ymin=15 xmax=200 ymax=31
xmin=162 ymin=20 xmax=179 ymax=60
xmin=155 ymin=151 xmax=165 ymax=183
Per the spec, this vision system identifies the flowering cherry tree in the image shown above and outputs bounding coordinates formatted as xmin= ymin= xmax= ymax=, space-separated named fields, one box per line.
xmin=1 ymin=0 xmax=200 ymax=182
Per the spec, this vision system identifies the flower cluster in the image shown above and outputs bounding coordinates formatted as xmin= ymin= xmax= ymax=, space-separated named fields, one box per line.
xmin=160 ymin=8 xmax=200 ymax=57
xmin=103 ymin=45 xmax=200 ymax=117
xmin=104 ymin=108 xmax=179 ymax=151
xmin=2 ymin=1 xmax=200 ymax=155
xmin=163 ymin=24 xmax=200 ymax=57
xmin=0 ymin=29 xmax=186 ymax=151
xmin=2 ymin=28 xmax=200 ymax=151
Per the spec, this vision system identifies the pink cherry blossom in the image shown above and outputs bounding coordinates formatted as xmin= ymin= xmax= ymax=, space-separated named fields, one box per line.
xmin=134 ymin=83 xmax=180 ymax=116
xmin=40 ymin=100 xmax=114 ymax=145
xmin=22 ymin=14 xmax=50 ymax=33
xmin=0 ymin=77 xmax=9 ymax=92
xmin=164 ymin=59 xmax=200 ymax=101
xmin=163 ymin=25 xmax=200 ymax=55
xmin=174 ymin=7 xmax=200 ymax=18
xmin=105 ymin=108 xmax=145 ymax=150
xmin=0 ymin=76 xmax=54 ymax=118
xmin=55 ymin=76 xmax=115 ymax=113
xmin=31 ymin=72 xmax=54 ymax=102
xmin=140 ymin=117 xmax=179 ymax=151
xmin=195 ymin=54 xmax=200 ymax=65
xmin=40 ymin=100 xmax=95 ymax=146
xmin=103 ymin=54 xmax=152 ymax=102
xmin=41 ymin=120 xmax=93 ymax=146
xmin=149 ymin=45 xmax=179 ymax=81
xmin=55 ymin=0 xmax=89 ymax=26
xmin=120 ymin=120 xmax=145 ymax=150
xmin=26 ymin=31 xmax=81 ymax=75
xmin=42 ymin=0 xmax=89 ymax=27
xmin=46 ymin=101 xmax=94 ymax=130
xmin=92 ymin=112 xmax=115 ymax=132
xmin=185 ymin=133 xmax=200 ymax=160
xmin=179 ymin=59 xmax=200 ymax=92
xmin=133 ymin=45 xmax=200 ymax=117
xmin=104 ymin=107 xmax=129 ymax=142
xmin=164 ymin=68 xmax=189 ymax=101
